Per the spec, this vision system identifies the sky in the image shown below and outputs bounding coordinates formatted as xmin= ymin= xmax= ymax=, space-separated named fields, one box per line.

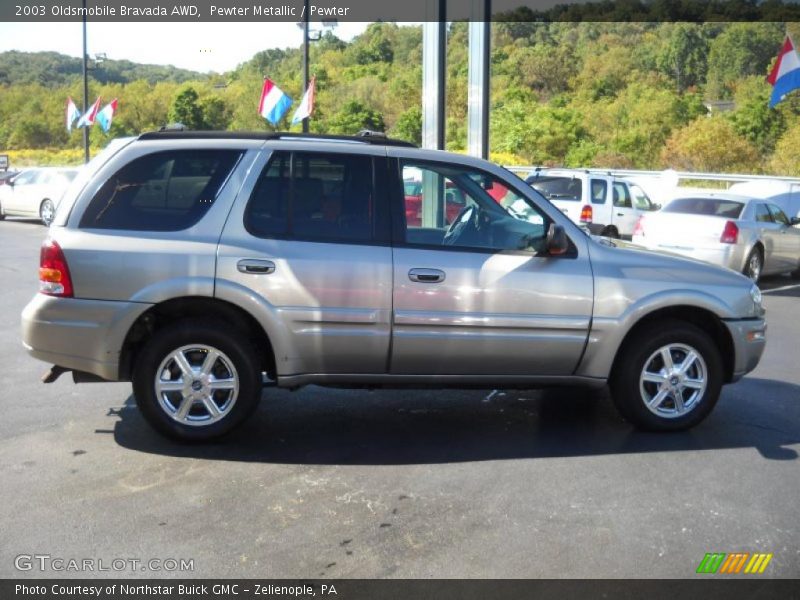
xmin=0 ymin=22 xmax=372 ymax=73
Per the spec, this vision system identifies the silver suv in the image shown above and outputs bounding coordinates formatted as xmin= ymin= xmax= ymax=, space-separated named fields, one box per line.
xmin=21 ymin=131 xmax=767 ymax=440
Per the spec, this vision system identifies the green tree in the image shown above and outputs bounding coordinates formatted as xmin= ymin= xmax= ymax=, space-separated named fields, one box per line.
xmin=199 ymin=95 xmax=230 ymax=130
xmin=657 ymin=23 xmax=708 ymax=92
xmin=728 ymin=76 xmax=785 ymax=155
xmin=392 ymin=105 xmax=421 ymax=145
xmin=769 ymin=122 xmax=800 ymax=176
xmin=327 ymin=101 xmax=385 ymax=134
xmin=706 ymin=23 xmax=784 ymax=99
xmin=169 ymin=86 xmax=203 ymax=129
xmin=661 ymin=116 xmax=761 ymax=173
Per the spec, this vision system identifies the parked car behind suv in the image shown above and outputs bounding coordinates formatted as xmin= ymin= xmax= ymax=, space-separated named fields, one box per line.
xmin=0 ymin=167 xmax=80 ymax=225
xmin=21 ymin=131 xmax=766 ymax=441
xmin=632 ymin=193 xmax=800 ymax=282
xmin=526 ymin=169 xmax=657 ymax=239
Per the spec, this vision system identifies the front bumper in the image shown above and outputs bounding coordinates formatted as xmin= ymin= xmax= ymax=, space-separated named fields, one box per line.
xmin=723 ymin=318 xmax=767 ymax=382
xmin=21 ymin=294 xmax=151 ymax=381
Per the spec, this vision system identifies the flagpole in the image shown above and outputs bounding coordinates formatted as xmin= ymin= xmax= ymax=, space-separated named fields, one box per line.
xmin=81 ymin=0 xmax=90 ymax=164
xmin=301 ymin=0 xmax=310 ymax=133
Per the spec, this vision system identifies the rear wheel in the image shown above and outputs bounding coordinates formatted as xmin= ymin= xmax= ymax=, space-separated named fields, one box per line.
xmin=610 ymin=320 xmax=723 ymax=431
xmin=39 ymin=199 xmax=55 ymax=226
xmin=132 ymin=320 xmax=262 ymax=441
xmin=601 ymin=225 xmax=619 ymax=239
xmin=743 ymin=247 xmax=763 ymax=282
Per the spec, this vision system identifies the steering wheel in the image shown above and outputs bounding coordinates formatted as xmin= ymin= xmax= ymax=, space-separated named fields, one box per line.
xmin=442 ymin=205 xmax=476 ymax=245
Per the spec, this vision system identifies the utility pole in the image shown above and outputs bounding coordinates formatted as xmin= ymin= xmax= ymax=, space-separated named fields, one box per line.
xmin=301 ymin=0 xmax=310 ymax=133
xmin=81 ymin=0 xmax=90 ymax=163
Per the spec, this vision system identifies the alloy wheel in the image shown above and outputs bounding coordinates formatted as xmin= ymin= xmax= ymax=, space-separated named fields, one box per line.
xmin=639 ymin=343 xmax=708 ymax=419
xmin=154 ymin=344 xmax=239 ymax=426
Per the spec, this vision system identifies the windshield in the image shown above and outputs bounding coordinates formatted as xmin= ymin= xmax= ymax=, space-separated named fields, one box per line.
xmin=662 ymin=198 xmax=743 ymax=219
xmin=528 ymin=176 xmax=583 ymax=201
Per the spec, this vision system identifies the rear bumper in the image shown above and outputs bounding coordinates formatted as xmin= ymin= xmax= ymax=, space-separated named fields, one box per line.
xmin=631 ymin=238 xmax=747 ymax=273
xmin=722 ymin=318 xmax=767 ymax=382
xmin=21 ymin=294 xmax=151 ymax=381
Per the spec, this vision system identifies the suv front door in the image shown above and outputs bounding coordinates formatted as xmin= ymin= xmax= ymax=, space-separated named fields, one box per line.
xmin=388 ymin=157 xmax=593 ymax=377
xmin=217 ymin=147 xmax=394 ymax=377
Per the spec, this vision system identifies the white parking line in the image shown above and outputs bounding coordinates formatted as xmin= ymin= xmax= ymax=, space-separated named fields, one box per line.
xmin=762 ymin=282 xmax=800 ymax=294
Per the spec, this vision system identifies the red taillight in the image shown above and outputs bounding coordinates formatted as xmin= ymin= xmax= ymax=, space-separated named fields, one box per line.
xmin=39 ymin=239 xmax=73 ymax=297
xmin=720 ymin=221 xmax=739 ymax=244
xmin=580 ymin=205 xmax=593 ymax=222
xmin=633 ymin=216 xmax=645 ymax=237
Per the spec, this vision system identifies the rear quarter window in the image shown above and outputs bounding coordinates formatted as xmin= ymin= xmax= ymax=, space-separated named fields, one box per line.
xmin=79 ymin=149 xmax=242 ymax=231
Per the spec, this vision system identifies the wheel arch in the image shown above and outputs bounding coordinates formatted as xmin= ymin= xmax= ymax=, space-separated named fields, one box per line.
xmin=119 ymin=296 xmax=276 ymax=382
xmin=610 ymin=305 xmax=735 ymax=384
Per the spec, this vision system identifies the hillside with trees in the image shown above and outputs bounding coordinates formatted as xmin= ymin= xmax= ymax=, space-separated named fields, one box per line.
xmin=1 ymin=21 xmax=800 ymax=175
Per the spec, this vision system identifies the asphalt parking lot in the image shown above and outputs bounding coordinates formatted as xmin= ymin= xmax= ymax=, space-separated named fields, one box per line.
xmin=1 ymin=217 xmax=799 ymax=579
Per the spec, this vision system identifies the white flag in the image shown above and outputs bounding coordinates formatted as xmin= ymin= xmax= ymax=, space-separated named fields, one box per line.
xmin=291 ymin=76 xmax=316 ymax=125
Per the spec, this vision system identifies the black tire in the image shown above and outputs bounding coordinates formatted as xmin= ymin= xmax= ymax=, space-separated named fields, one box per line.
xmin=743 ymin=247 xmax=763 ymax=282
xmin=132 ymin=319 xmax=262 ymax=441
xmin=602 ymin=226 xmax=619 ymax=239
xmin=609 ymin=319 xmax=723 ymax=431
xmin=0 ymin=199 xmax=5 ymax=220
xmin=39 ymin=199 xmax=55 ymax=226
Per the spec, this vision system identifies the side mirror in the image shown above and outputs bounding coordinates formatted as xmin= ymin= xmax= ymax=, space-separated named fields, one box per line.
xmin=546 ymin=223 xmax=569 ymax=256
xmin=652 ymin=203 xmax=661 ymax=211
xmin=791 ymin=216 xmax=800 ymax=226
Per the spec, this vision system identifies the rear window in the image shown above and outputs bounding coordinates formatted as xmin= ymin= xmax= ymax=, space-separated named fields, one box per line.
xmin=662 ymin=198 xmax=743 ymax=219
xmin=528 ymin=176 xmax=583 ymax=202
xmin=79 ymin=150 xmax=242 ymax=231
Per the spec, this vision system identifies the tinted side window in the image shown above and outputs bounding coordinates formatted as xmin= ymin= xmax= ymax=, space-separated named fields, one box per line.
xmin=755 ymin=203 xmax=773 ymax=223
xmin=80 ymin=150 xmax=242 ymax=231
xmin=767 ymin=204 xmax=790 ymax=225
xmin=590 ymin=180 xmax=607 ymax=204
xmin=245 ymin=151 xmax=375 ymax=243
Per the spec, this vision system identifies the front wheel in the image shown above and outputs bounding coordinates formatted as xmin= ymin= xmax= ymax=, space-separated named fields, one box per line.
xmin=132 ymin=320 xmax=263 ymax=441
xmin=39 ymin=199 xmax=55 ymax=226
xmin=610 ymin=320 xmax=723 ymax=431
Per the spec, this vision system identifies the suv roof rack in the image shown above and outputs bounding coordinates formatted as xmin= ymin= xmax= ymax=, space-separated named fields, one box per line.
xmin=138 ymin=129 xmax=418 ymax=148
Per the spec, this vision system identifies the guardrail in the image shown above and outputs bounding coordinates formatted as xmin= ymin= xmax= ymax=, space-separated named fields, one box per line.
xmin=504 ymin=166 xmax=800 ymax=185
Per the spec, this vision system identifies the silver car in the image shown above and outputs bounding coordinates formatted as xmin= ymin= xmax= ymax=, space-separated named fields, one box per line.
xmin=0 ymin=167 xmax=80 ymax=225
xmin=21 ymin=131 xmax=767 ymax=440
xmin=632 ymin=192 xmax=800 ymax=281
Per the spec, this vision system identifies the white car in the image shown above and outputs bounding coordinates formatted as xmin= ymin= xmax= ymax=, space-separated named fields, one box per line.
xmin=526 ymin=169 xmax=657 ymax=239
xmin=632 ymin=192 xmax=800 ymax=281
xmin=0 ymin=167 xmax=80 ymax=225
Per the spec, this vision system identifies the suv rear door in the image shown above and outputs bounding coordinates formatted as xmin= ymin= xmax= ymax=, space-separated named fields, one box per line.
xmin=216 ymin=145 xmax=393 ymax=377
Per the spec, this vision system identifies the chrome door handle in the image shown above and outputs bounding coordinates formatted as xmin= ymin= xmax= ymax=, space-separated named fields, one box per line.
xmin=617 ymin=212 xmax=625 ymax=216
xmin=237 ymin=259 xmax=275 ymax=274
xmin=409 ymin=268 xmax=445 ymax=283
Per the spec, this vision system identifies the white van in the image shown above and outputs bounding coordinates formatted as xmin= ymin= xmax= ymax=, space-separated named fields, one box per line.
xmin=526 ymin=169 xmax=658 ymax=239
xmin=728 ymin=180 xmax=800 ymax=220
